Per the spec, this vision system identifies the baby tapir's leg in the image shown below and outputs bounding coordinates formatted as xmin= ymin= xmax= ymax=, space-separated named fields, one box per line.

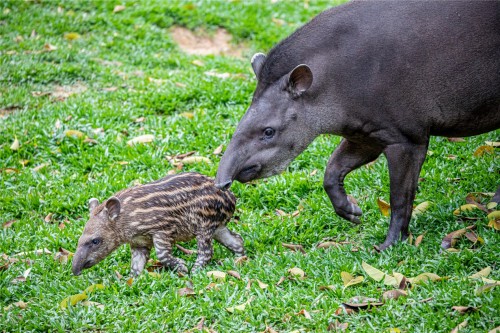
xmin=213 ymin=226 xmax=245 ymax=257
xmin=153 ymin=233 xmax=188 ymax=274
xmin=192 ymin=234 xmax=214 ymax=271
xmin=130 ymin=246 xmax=151 ymax=276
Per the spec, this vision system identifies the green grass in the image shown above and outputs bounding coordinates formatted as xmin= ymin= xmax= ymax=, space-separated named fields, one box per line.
xmin=1 ymin=1 xmax=499 ymax=332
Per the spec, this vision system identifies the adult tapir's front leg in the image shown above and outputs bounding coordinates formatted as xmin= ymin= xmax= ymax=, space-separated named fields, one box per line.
xmin=378 ymin=142 xmax=428 ymax=250
xmin=324 ymin=139 xmax=382 ymax=224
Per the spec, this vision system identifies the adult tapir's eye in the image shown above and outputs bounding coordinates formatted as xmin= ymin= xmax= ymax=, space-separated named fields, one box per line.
xmin=263 ymin=127 xmax=275 ymax=138
xmin=91 ymin=238 xmax=101 ymax=245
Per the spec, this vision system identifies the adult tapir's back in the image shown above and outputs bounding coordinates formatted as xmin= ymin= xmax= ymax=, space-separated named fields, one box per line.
xmin=258 ymin=1 xmax=500 ymax=141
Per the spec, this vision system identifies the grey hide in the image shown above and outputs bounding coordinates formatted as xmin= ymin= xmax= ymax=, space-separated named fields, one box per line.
xmin=215 ymin=1 xmax=500 ymax=250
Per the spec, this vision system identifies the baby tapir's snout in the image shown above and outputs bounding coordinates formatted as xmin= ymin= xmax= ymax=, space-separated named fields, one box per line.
xmin=72 ymin=172 xmax=244 ymax=276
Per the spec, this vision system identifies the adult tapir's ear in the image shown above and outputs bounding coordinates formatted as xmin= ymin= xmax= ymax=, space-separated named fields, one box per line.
xmin=287 ymin=64 xmax=313 ymax=96
xmin=88 ymin=198 xmax=99 ymax=213
xmin=251 ymin=53 xmax=266 ymax=78
xmin=105 ymin=197 xmax=121 ymax=222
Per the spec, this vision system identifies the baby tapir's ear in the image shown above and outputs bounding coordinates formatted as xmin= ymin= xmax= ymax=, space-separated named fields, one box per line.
xmin=287 ymin=64 xmax=313 ymax=97
xmin=105 ymin=197 xmax=121 ymax=222
xmin=251 ymin=53 xmax=266 ymax=79
xmin=88 ymin=198 xmax=99 ymax=213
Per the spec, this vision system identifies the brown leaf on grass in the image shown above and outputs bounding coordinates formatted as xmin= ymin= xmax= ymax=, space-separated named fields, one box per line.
xmin=487 ymin=210 xmax=500 ymax=221
xmin=114 ymin=270 xmax=122 ymax=280
xmin=450 ymin=320 xmax=467 ymax=333
xmin=453 ymin=204 xmax=479 ymax=215
xmin=275 ymin=209 xmax=287 ymax=217
xmin=127 ymin=134 xmax=154 ymax=146
xmin=447 ymin=137 xmax=466 ymax=143
xmin=226 ymin=296 xmax=254 ymax=313
xmin=282 ymin=243 xmax=306 ymax=254
xmin=3 ymin=219 xmax=16 ymax=228
xmin=465 ymin=193 xmax=489 ymax=212
xmin=288 ymin=267 xmax=305 ymax=278
xmin=126 ymin=277 xmax=134 ymax=286
xmin=207 ymin=271 xmax=226 ymax=281
xmin=475 ymin=283 xmax=499 ymax=295
xmin=113 ymin=5 xmax=126 ymax=13
xmin=469 ymin=266 xmax=491 ymax=279
xmin=341 ymin=272 xmax=364 ymax=287
xmin=377 ymin=198 xmax=391 ymax=216
xmin=319 ymin=285 xmax=336 ymax=291
xmin=382 ymin=289 xmax=408 ymax=301
xmin=441 ymin=225 xmax=475 ymax=249
xmin=260 ymin=326 xmax=278 ymax=333
xmin=451 ymin=306 xmax=478 ymax=314
xmin=43 ymin=43 xmax=57 ymax=52
xmin=10 ymin=137 xmax=20 ymax=150
xmin=327 ymin=321 xmax=349 ymax=331
xmin=276 ymin=276 xmax=286 ymax=286
xmin=297 ymin=309 xmax=312 ymax=319
xmin=408 ymin=273 xmax=442 ymax=285
xmin=334 ymin=306 xmax=355 ymax=316
xmin=464 ymin=231 xmax=484 ymax=245
xmin=412 ymin=201 xmax=431 ymax=216
xmin=489 ymin=326 xmax=500 ymax=333
xmin=362 ymin=262 xmax=385 ymax=282
xmin=11 ymin=268 xmax=32 ymax=284
xmin=473 ymin=145 xmax=494 ymax=157
xmin=317 ymin=241 xmax=341 ymax=249
xmin=177 ymin=287 xmax=196 ymax=297
xmin=415 ymin=233 xmax=425 ymax=247
xmin=488 ymin=218 xmax=500 ymax=230
xmin=234 ymin=255 xmax=248 ymax=266
xmin=226 ymin=270 xmax=241 ymax=280
xmin=4 ymin=300 xmax=27 ymax=311
xmin=213 ymin=144 xmax=223 ymax=155
xmin=257 ymin=280 xmax=268 ymax=289
xmin=310 ymin=169 xmax=318 ymax=176
xmin=65 ymin=130 xmax=85 ymax=139
xmin=53 ymin=247 xmax=73 ymax=264
xmin=180 ymin=156 xmax=211 ymax=165
xmin=485 ymin=141 xmax=500 ymax=147
xmin=342 ymin=296 xmax=383 ymax=311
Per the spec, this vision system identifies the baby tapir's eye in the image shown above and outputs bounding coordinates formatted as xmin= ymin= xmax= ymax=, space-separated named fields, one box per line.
xmin=91 ymin=238 xmax=101 ymax=245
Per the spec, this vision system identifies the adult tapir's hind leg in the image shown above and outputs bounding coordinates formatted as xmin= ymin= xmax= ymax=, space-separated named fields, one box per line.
xmin=492 ymin=185 xmax=500 ymax=203
xmin=379 ymin=142 xmax=429 ymax=251
xmin=324 ymin=139 xmax=382 ymax=224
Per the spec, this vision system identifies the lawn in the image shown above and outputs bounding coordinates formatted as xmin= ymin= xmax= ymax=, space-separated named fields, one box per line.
xmin=1 ymin=1 xmax=499 ymax=332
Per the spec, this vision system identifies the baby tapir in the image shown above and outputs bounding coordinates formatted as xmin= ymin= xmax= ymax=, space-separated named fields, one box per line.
xmin=72 ymin=172 xmax=244 ymax=276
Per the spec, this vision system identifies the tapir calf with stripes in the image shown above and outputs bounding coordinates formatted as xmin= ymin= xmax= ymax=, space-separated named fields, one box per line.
xmin=72 ymin=172 xmax=244 ymax=276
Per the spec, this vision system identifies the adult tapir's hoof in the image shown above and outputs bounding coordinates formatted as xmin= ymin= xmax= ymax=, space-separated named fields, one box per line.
xmin=333 ymin=200 xmax=363 ymax=224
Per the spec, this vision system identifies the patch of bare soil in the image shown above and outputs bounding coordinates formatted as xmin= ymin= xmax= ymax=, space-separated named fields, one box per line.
xmin=171 ymin=26 xmax=245 ymax=57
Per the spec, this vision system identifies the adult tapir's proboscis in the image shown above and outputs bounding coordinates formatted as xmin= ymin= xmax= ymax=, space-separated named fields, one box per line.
xmin=215 ymin=1 xmax=500 ymax=250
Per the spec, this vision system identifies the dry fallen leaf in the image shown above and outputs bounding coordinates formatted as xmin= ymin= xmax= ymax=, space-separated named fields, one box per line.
xmin=60 ymin=294 xmax=87 ymax=309
xmin=297 ymin=309 xmax=312 ymax=319
xmin=453 ymin=204 xmax=479 ymax=215
xmin=327 ymin=321 xmax=349 ymax=331
xmin=408 ymin=272 xmax=442 ymax=285
xmin=475 ymin=282 xmax=499 ymax=295
xmin=451 ymin=320 xmax=468 ymax=333
xmin=257 ymin=280 xmax=269 ymax=289
xmin=441 ymin=225 xmax=475 ymax=249
xmin=126 ymin=277 xmax=134 ymax=286
xmin=412 ymin=201 xmax=431 ymax=216
xmin=415 ymin=233 xmax=425 ymax=247
xmin=115 ymin=270 xmax=123 ymax=279
xmin=226 ymin=270 xmax=241 ymax=280
xmin=382 ymin=289 xmax=408 ymax=301
xmin=113 ymin=5 xmax=126 ymax=13
xmin=64 ymin=32 xmax=80 ymax=41
xmin=65 ymin=130 xmax=85 ymax=139
xmin=488 ymin=218 xmax=500 ymax=230
xmin=234 ymin=256 xmax=248 ymax=265
xmin=288 ymin=267 xmax=305 ymax=279
xmin=192 ymin=60 xmax=204 ymax=67
xmin=341 ymin=271 xmax=364 ymax=287
xmin=4 ymin=300 xmax=27 ymax=311
xmin=127 ymin=134 xmax=154 ymax=146
xmin=473 ymin=145 xmax=494 ymax=157
xmin=377 ymin=198 xmax=391 ymax=217
xmin=3 ymin=219 xmax=16 ymax=228
xmin=282 ymin=243 xmax=306 ymax=254
xmin=177 ymin=287 xmax=196 ymax=297
xmin=362 ymin=262 xmax=385 ymax=282
xmin=180 ymin=112 xmax=194 ymax=119
xmin=447 ymin=137 xmax=466 ymax=143
xmin=213 ymin=144 xmax=223 ymax=155
xmin=489 ymin=326 xmax=500 ymax=333
xmin=317 ymin=241 xmax=341 ymax=249
xmin=10 ymin=137 xmax=20 ymax=151
xmin=207 ymin=271 xmax=226 ymax=281
xmin=81 ymin=301 xmax=104 ymax=310
xmin=180 ymin=156 xmax=212 ymax=164
xmin=451 ymin=306 xmax=477 ymax=314
xmin=226 ymin=297 xmax=254 ymax=313
xmin=487 ymin=210 xmax=500 ymax=221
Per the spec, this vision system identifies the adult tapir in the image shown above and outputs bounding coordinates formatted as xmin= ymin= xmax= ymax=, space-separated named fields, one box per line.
xmin=215 ymin=1 xmax=500 ymax=250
